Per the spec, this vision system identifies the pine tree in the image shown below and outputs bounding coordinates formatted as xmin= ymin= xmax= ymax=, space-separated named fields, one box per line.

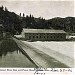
xmin=20 ymin=13 xmax=21 ymax=16
xmin=5 ymin=7 xmax=8 ymax=11
xmin=23 ymin=13 xmax=25 ymax=17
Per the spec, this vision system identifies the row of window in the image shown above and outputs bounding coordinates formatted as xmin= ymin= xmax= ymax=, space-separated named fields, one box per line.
xmin=26 ymin=33 xmax=65 ymax=36
xmin=28 ymin=36 xmax=63 ymax=39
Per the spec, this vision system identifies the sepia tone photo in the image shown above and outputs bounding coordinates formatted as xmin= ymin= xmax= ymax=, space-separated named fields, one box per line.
xmin=0 ymin=0 xmax=74 ymax=68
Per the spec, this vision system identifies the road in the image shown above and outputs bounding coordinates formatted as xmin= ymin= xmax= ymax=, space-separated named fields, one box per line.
xmin=13 ymin=37 xmax=69 ymax=68
xmin=0 ymin=38 xmax=37 ymax=68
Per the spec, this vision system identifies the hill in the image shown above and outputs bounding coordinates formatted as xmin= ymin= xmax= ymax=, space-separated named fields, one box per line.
xmin=0 ymin=6 xmax=75 ymax=35
xmin=48 ymin=17 xmax=75 ymax=32
xmin=0 ymin=6 xmax=22 ymax=34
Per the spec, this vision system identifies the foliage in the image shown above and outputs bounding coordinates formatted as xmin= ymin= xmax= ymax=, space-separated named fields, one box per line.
xmin=0 ymin=6 xmax=75 ymax=35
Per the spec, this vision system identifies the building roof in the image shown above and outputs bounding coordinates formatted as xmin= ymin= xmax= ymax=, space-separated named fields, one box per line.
xmin=22 ymin=29 xmax=66 ymax=33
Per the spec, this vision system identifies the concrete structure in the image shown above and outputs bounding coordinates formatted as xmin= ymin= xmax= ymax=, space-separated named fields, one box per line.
xmin=21 ymin=29 xmax=66 ymax=41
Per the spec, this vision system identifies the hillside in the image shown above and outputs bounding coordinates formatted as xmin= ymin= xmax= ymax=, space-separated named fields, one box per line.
xmin=48 ymin=17 xmax=75 ymax=32
xmin=0 ymin=6 xmax=75 ymax=35
xmin=0 ymin=6 xmax=22 ymax=34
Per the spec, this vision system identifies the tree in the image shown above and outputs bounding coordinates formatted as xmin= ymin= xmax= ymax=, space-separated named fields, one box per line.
xmin=2 ymin=5 xmax=3 ymax=10
xmin=30 ymin=14 xmax=31 ymax=18
xmin=5 ymin=7 xmax=8 ymax=11
xmin=23 ymin=13 xmax=25 ymax=17
xmin=20 ymin=13 xmax=21 ymax=16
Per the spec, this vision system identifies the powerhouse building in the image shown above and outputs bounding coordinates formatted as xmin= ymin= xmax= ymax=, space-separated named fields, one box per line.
xmin=21 ymin=29 xmax=66 ymax=41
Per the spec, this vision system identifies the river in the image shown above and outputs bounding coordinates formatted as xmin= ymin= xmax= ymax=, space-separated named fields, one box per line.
xmin=0 ymin=38 xmax=37 ymax=68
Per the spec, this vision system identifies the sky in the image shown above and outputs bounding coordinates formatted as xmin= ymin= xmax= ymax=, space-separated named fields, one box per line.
xmin=0 ymin=0 xmax=74 ymax=19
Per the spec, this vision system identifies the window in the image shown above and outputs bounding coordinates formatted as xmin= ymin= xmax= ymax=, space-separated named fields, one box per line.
xmin=47 ymin=34 xmax=49 ymax=35
xmin=36 ymin=36 xmax=38 ymax=38
xmin=36 ymin=33 xmax=38 ymax=35
xmin=44 ymin=36 xmax=45 ymax=38
xmin=51 ymin=36 xmax=52 ymax=38
xmin=40 ymin=36 xmax=41 ymax=38
xmin=44 ymin=34 xmax=45 ymax=35
xmin=54 ymin=36 xmax=55 ymax=38
xmin=29 ymin=33 xmax=31 ymax=35
xmin=57 ymin=36 xmax=59 ymax=38
xmin=33 ymin=36 xmax=35 ymax=38
xmin=61 ymin=36 xmax=62 ymax=38
xmin=47 ymin=36 xmax=49 ymax=38
xmin=29 ymin=36 xmax=31 ymax=39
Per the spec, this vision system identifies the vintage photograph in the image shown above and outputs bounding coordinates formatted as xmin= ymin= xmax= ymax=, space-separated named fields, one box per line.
xmin=0 ymin=0 xmax=74 ymax=68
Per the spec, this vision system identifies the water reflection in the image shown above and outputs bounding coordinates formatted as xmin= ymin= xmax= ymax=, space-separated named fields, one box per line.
xmin=0 ymin=39 xmax=19 ymax=57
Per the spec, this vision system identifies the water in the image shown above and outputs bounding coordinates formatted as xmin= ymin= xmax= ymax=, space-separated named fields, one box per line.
xmin=0 ymin=39 xmax=37 ymax=67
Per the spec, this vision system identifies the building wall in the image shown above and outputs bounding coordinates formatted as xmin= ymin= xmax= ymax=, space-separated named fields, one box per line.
xmin=24 ymin=33 xmax=66 ymax=41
